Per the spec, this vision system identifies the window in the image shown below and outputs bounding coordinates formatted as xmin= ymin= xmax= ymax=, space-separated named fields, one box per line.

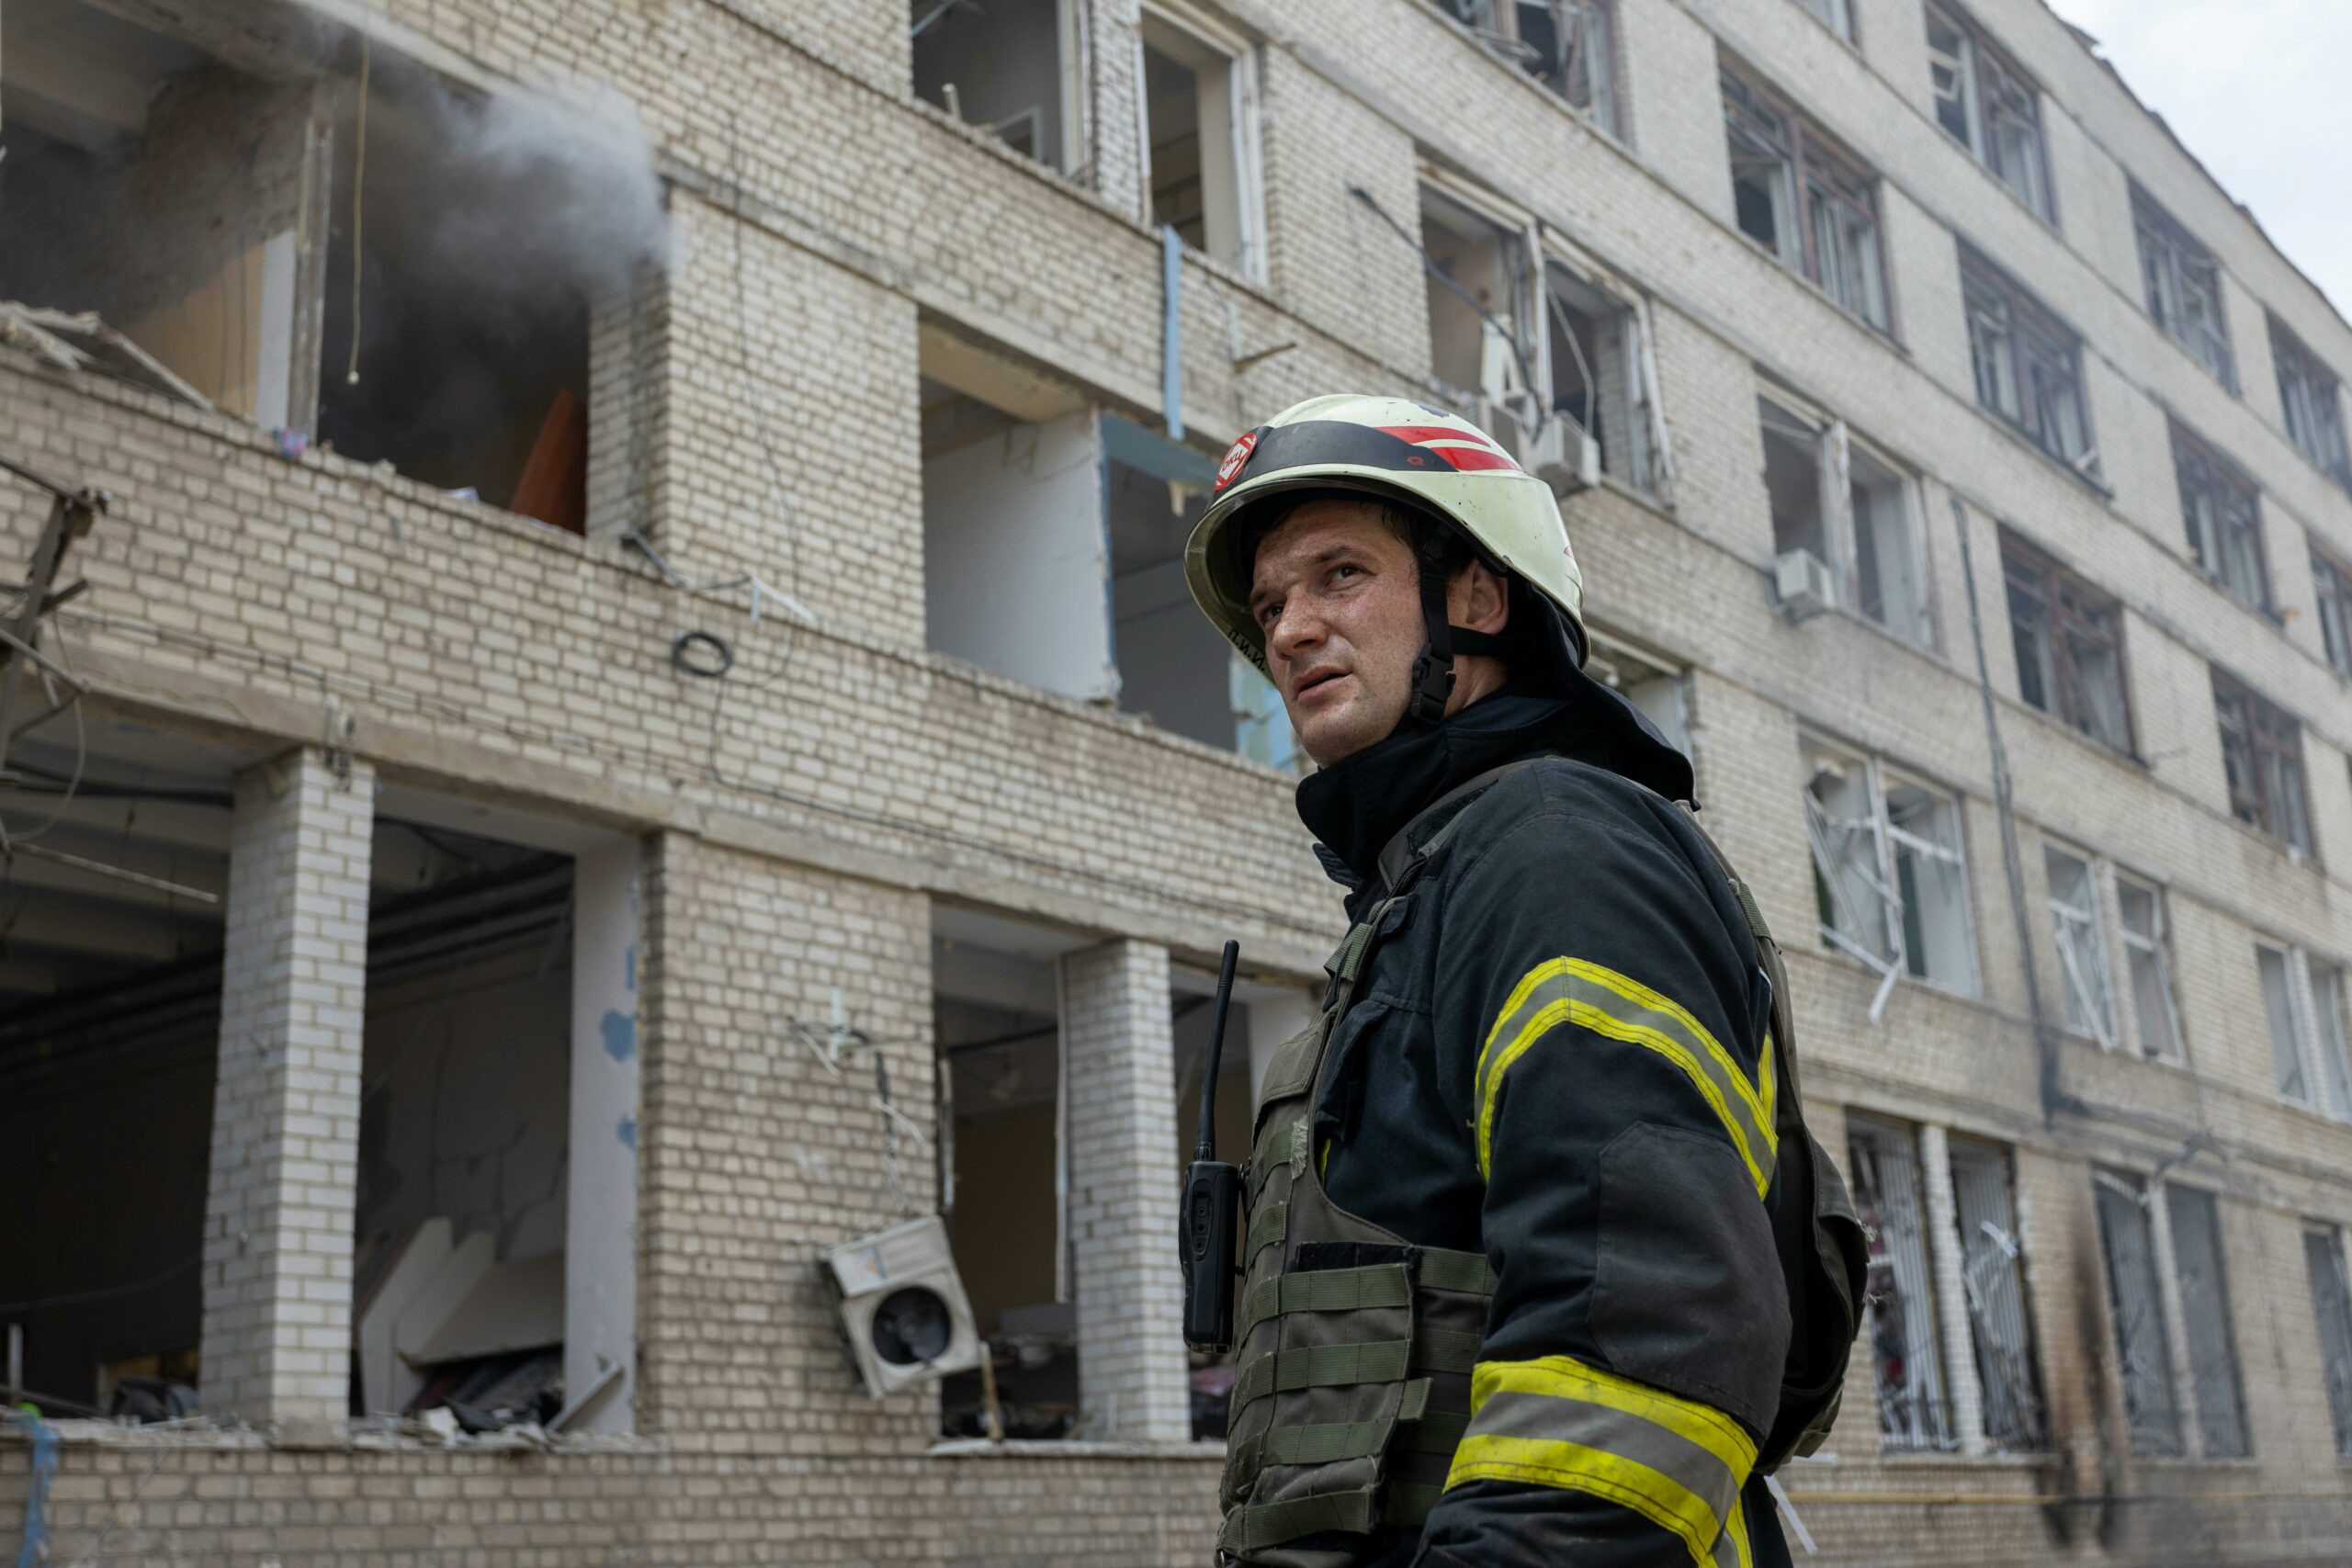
xmin=2173 ymin=423 xmax=2269 ymax=611
xmin=1587 ymin=636 xmax=1691 ymax=758
xmin=1544 ymin=258 xmax=1663 ymax=492
xmin=2305 ymin=1226 xmax=2352 ymax=1456
xmin=912 ymin=0 xmax=1072 ymax=169
xmin=1796 ymin=0 xmax=1854 ymax=39
xmin=2261 ymin=944 xmax=2311 ymax=1103
xmin=2312 ymin=542 xmax=2352 ymax=679
xmin=1419 ymin=184 xmax=1541 ymax=449
xmin=2116 ymin=875 xmax=2184 ymax=1061
xmin=1445 ymin=1 xmax=1619 ymax=133
xmin=1804 ymin=740 xmax=1977 ymax=1013
xmin=1721 ymin=72 xmax=1888 ymax=329
xmin=2132 ymin=187 xmax=2234 ymax=389
xmin=1849 ymin=1119 xmax=1952 ymax=1450
xmin=1762 ymin=396 xmax=1931 ymax=644
xmin=2310 ymin=962 xmax=2352 ymax=1120
xmin=1962 ymin=249 xmax=2092 ymax=469
xmin=1948 ymin=1138 xmax=2046 ymax=1450
xmin=2044 ymin=846 xmax=2115 ymax=1047
xmin=1926 ymin=3 xmax=2052 ymax=220
xmin=2211 ymin=669 xmax=2311 ymax=856
xmin=2272 ymin=317 xmax=2352 ymax=492
xmin=2002 ymin=532 xmax=2132 ymax=751
xmin=2093 ymin=1172 xmax=2184 ymax=1456
xmin=1139 ymin=6 xmax=1266 ymax=280
xmin=2165 ymin=1186 xmax=2250 ymax=1457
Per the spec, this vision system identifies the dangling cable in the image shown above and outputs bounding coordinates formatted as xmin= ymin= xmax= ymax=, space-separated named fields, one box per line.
xmin=345 ymin=29 xmax=371 ymax=387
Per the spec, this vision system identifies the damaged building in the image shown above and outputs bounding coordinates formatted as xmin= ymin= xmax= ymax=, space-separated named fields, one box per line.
xmin=3 ymin=0 xmax=2352 ymax=1563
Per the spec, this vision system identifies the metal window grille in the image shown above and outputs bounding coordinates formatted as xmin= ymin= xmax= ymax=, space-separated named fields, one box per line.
xmin=2164 ymin=1185 xmax=2249 ymax=1458
xmin=2092 ymin=1171 xmax=2184 ymax=1456
xmin=1850 ymin=1121 xmax=1954 ymax=1450
xmin=1947 ymin=1138 xmax=2045 ymax=1450
xmin=2116 ymin=876 xmax=2184 ymax=1060
xmin=2044 ymin=847 xmax=2115 ymax=1047
xmin=2303 ymin=1226 xmax=2352 ymax=1456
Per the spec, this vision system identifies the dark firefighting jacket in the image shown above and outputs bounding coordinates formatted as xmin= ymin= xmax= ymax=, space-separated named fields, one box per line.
xmin=1265 ymin=681 xmax=1801 ymax=1568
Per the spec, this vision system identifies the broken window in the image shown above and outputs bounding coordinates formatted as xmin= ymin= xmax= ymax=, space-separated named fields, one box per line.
xmin=1139 ymin=6 xmax=1264 ymax=279
xmin=2309 ymin=961 xmax=2352 ymax=1122
xmin=1419 ymin=183 xmax=1541 ymax=450
xmin=2043 ymin=845 xmax=2115 ymax=1047
xmin=2174 ymin=422 xmax=2269 ymax=612
xmin=1721 ymin=70 xmax=1887 ymax=330
xmin=932 ymin=908 xmax=1083 ymax=1439
xmin=911 ymin=0 xmax=1070 ymax=169
xmin=1544 ymin=260 xmax=1656 ymax=491
xmin=1926 ymin=3 xmax=2051 ymax=220
xmin=2164 ymin=1185 xmax=2249 ymax=1458
xmin=2304 ymin=1225 xmax=2352 ymax=1456
xmin=1947 ymin=1137 xmax=2045 ymax=1450
xmin=1962 ymin=247 xmax=2093 ymax=471
xmin=2272 ymin=315 xmax=2352 ymax=494
xmin=2093 ymin=1171 xmax=2184 ymax=1456
xmin=2002 ymin=530 xmax=2132 ymax=752
xmin=1804 ymin=739 xmax=1976 ymax=1014
xmin=2213 ymin=668 xmax=2312 ymax=857
xmin=918 ymin=339 xmax=1288 ymax=762
xmin=2133 ymin=186 xmax=2233 ymax=390
xmin=1444 ymin=1 xmax=1619 ymax=133
xmin=1761 ymin=395 xmax=1930 ymax=644
xmin=2310 ymin=542 xmax=2352 ymax=680
xmin=1849 ymin=1118 xmax=1953 ymax=1450
xmin=1587 ymin=636 xmax=1690 ymax=759
xmin=2258 ymin=943 xmax=2311 ymax=1104
xmin=2115 ymin=874 xmax=2184 ymax=1062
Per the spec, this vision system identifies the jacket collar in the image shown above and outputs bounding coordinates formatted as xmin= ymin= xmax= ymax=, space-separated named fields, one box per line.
xmin=1295 ymin=665 xmax=1692 ymax=890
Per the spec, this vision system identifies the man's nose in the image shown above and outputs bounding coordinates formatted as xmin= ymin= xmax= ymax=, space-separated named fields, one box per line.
xmin=1266 ymin=600 xmax=1325 ymax=670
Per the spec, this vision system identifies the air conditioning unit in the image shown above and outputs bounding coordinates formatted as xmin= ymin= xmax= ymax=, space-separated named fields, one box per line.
xmin=1529 ymin=417 xmax=1601 ymax=497
xmin=821 ymin=1215 xmax=984 ymax=1398
xmin=1774 ymin=547 xmax=1838 ymax=620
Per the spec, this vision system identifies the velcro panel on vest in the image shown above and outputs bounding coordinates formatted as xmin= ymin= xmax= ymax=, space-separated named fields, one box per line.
xmin=1238 ymin=1263 xmax=1413 ymax=1343
xmin=1222 ymin=1264 xmax=1416 ymax=1521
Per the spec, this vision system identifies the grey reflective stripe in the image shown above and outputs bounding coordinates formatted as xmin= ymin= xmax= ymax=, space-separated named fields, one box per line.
xmin=1245 ymin=1200 xmax=1287 ymax=1263
xmin=1236 ymin=1263 xmax=1412 ymax=1341
xmin=1466 ymin=1387 xmax=1746 ymax=1547
xmin=1417 ymin=1247 xmax=1498 ymax=1293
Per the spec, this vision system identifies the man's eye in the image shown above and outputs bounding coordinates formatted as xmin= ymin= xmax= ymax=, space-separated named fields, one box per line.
xmin=1329 ymin=563 xmax=1362 ymax=583
xmin=1256 ymin=601 xmax=1283 ymax=627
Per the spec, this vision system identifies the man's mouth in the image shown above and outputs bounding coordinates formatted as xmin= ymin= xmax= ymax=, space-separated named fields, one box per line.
xmin=1293 ymin=669 xmax=1349 ymax=701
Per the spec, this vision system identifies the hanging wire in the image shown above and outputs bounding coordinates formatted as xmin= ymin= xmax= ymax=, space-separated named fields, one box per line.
xmin=345 ymin=27 xmax=372 ymax=387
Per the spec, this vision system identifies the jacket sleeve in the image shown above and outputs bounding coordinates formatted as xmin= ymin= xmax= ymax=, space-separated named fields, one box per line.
xmin=1413 ymin=786 xmax=1790 ymax=1568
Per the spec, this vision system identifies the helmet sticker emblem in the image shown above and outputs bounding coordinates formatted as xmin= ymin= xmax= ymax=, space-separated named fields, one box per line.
xmin=1214 ymin=431 xmax=1260 ymax=491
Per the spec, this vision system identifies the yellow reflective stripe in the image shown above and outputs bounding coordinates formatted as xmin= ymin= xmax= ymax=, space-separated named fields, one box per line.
xmin=1446 ymin=1355 xmax=1757 ymax=1568
xmin=1474 ymin=958 xmax=1775 ymax=1194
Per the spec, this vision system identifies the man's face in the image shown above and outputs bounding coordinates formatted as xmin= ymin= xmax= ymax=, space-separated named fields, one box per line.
xmin=1247 ymin=499 xmax=1432 ymax=766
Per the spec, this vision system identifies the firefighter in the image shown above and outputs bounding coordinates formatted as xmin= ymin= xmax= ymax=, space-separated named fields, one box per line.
xmin=1182 ymin=395 xmax=1863 ymax=1567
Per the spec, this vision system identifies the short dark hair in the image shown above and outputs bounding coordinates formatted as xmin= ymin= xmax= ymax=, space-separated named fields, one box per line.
xmin=1243 ymin=491 xmax=1478 ymax=583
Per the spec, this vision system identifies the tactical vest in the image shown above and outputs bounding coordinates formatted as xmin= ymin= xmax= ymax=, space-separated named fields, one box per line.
xmin=1216 ymin=763 xmax=1865 ymax=1566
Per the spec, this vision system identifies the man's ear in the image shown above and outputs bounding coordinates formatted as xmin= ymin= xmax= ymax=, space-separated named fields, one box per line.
xmin=1453 ymin=559 xmax=1511 ymax=634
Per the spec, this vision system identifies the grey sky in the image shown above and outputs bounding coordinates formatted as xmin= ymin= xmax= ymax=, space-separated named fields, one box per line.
xmin=2051 ymin=0 xmax=2352 ymax=322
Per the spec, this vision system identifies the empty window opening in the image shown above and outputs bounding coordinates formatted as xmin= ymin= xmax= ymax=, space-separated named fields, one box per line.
xmin=2044 ymin=845 xmax=2115 ymax=1048
xmin=1544 ymin=263 xmax=1654 ymax=491
xmin=2212 ymin=668 xmax=2311 ymax=857
xmin=2092 ymin=1171 xmax=2184 ymax=1456
xmin=2132 ymin=186 xmax=2233 ymax=390
xmin=2115 ymin=874 xmax=2184 ymax=1062
xmin=2304 ymin=1225 xmax=2352 ymax=1457
xmin=1849 ymin=1119 xmax=1953 ymax=1450
xmin=2272 ymin=316 xmax=2352 ymax=494
xmin=1962 ymin=247 xmax=2092 ymax=472
xmin=1444 ymin=1 xmax=1618 ymax=131
xmin=1139 ymin=10 xmax=1261 ymax=278
xmin=2173 ymin=423 xmax=2269 ymax=612
xmin=2165 ymin=1185 xmax=2249 ymax=1458
xmin=911 ymin=0 xmax=1069 ymax=168
xmin=931 ymin=909 xmax=1085 ymax=1440
xmin=1947 ymin=1137 xmax=2045 ymax=1450
xmin=0 ymin=720 xmax=246 ymax=1420
xmin=1721 ymin=70 xmax=1887 ymax=330
xmin=2002 ymin=530 xmax=2131 ymax=752
xmin=1804 ymin=740 xmax=1976 ymax=1015
xmin=1926 ymin=3 xmax=2051 ymax=220
xmin=0 ymin=0 xmax=331 ymax=425
xmin=1762 ymin=396 xmax=1930 ymax=643
xmin=1420 ymin=185 xmax=1539 ymax=446
xmin=2259 ymin=943 xmax=2312 ymax=1104
xmin=2310 ymin=541 xmax=2352 ymax=680
xmin=1587 ymin=636 xmax=1690 ymax=759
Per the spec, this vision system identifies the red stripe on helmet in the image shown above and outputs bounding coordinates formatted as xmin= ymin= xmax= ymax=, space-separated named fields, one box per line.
xmin=1436 ymin=446 xmax=1521 ymax=472
xmin=1377 ymin=424 xmax=1494 ymax=448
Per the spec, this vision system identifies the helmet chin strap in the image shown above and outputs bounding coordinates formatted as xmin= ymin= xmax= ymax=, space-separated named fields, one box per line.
xmin=1406 ymin=534 xmax=1510 ymax=728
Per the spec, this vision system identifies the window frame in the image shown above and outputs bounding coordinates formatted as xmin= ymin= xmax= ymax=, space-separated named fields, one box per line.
xmin=1961 ymin=248 xmax=2093 ymax=470
xmin=2001 ymin=531 xmax=2132 ymax=753
xmin=2043 ymin=843 xmax=2117 ymax=1048
xmin=1448 ymin=0 xmax=1621 ymax=137
xmin=2092 ymin=1169 xmax=2186 ymax=1457
xmin=1849 ymin=1116 xmax=1957 ymax=1452
xmin=2114 ymin=872 xmax=2185 ymax=1063
xmin=1721 ymin=69 xmax=1890 ymax=331
xmin=2310 ymin=539 xmax=2352 ymax=680
xmin=1804 ymin=739 xmax=1979 ymax=1014
xmin=1926 ymin=2 xmax=2053 ymax=222
xmin=1541 ymin=243 xmax=1669 ymax=495
xmin=2211 ymin=668 xmax=2312 ymax=858
xmin=1762 ymin=392 xmax=1933 ymax=646
xmin=2172 ymin=422 xmax=2271 ymax=613
xmin=1137 ymin=2 xmax=1269 ymax=284
xmin=1796 ymin=0 xmax=1854 ymax=41
xmin=2132 ymin=186 xmax=2235 ymax=391
xmin=1945 ymin=1135 xmax=2047 ymax=1451
xmin=2271 ymin=316 xmax=2352 ymax=494
xmin=2305 ymin=1224 xmax=2352 ymax=1457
